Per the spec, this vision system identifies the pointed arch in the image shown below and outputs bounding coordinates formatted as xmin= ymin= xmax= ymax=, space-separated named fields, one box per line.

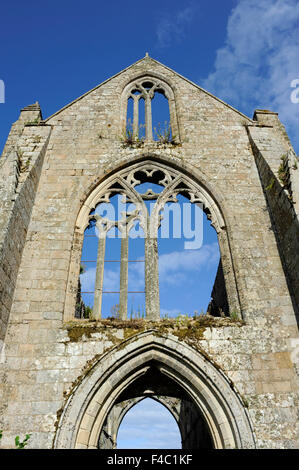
xmin=53 ymin=332 xmax=255 ymax=449
xmin=63 ymin=154 xmax=241 ymax=321
xmin=121 ymin=74 xmax=180 ymax=142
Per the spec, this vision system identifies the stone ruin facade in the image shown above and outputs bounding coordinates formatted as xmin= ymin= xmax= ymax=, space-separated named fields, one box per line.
xmin=0 ymin=55 xmax=298 ymax=449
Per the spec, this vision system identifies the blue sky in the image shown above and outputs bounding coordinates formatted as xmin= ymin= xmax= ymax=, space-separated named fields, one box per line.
xmin=1 ymin=0 xmax=299 ymax=449
xmin=1 ymin=0 xmax=298 ymax=154
xmin=117 ymin=398 xmax=181 ymax=449
xmin=80 ymin=191 xmax=219 ymax=318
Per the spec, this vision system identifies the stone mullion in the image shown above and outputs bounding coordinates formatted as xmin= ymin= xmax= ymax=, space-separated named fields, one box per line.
xmin=145 ymin=215 xmax=160 ymax=320
xmin=168 ymin=98 xmax=178 ymax=142
xmin=92 ymin=232 xmax=106 ymax=320
xmin=217 ymin=229 xmax=242 ymax=319
xmin=119 ymin=227 xmax=129 ymax=320
xmin=145 ymin=94 xmax=153 ymax=141
xmin=133 ymin=96 xmax=139 ymax=140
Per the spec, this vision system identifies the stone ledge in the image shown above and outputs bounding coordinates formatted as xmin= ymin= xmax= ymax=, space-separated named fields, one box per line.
xmin=64 ymin=315 xmax=245 ymax=343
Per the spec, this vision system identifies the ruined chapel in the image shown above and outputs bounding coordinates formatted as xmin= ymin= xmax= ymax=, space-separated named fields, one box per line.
xmin=0 ymin=55 xmax=298 ymax=449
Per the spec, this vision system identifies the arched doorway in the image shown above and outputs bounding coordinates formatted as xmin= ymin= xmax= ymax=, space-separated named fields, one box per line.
xmin=98 ymin=363 xmax=214 ymax=449
xmin=53 ymin=332 xmax=255 ymax=449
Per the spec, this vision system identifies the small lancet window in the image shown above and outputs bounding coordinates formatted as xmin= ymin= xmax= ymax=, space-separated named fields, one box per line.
xmin=123 ymin=77 xmax=178 ymax=144
xmin=152 ymin=91 xmax=172 ymax=142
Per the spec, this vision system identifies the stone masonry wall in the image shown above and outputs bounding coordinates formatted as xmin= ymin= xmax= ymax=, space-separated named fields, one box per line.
xmin=0 ymin=57 xmax=298 ymax=449
xmin=248 ymin=124 xmax=299 ymax=324
xmin=1 ymin=317 xmax=298 ymax=448
xmin=0 ymin=123 xmax=51 ymax=347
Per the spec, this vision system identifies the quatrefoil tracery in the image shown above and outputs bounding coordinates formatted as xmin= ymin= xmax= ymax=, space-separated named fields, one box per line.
xmin=86 ymin=163 xmax=225 ymax=236
xmin=128 ymin=79 xmax=170 ymax=102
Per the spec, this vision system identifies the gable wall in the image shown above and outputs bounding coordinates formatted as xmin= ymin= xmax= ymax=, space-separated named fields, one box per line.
xmin=0 ymin=58 xmax=298 ymax=449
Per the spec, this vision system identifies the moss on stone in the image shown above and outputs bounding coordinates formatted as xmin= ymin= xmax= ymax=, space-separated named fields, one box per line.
xmin=64 ymin=315 xmax=244 ymax=343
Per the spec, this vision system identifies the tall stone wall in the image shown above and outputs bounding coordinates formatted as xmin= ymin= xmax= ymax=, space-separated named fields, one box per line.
xmin=0 ymin=56 xmax=298 ymax=449
xmin=0 ymin=115 xmax=51 ymax=346
xmin=248 ymin=119 xmax=299 ymax=324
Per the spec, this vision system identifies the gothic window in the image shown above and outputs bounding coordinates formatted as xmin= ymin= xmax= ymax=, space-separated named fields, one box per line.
xmin=122 ymin=77 xmax=179 ymax=143
xmin=74 ymin=161 xmax=234 ymax=321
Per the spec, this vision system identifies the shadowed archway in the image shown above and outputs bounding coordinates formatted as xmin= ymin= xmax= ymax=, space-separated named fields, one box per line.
xmin=53 ymin=331 xmax=255 ymax=449
xmin=99 ymin=364 xmax=213 ymax=449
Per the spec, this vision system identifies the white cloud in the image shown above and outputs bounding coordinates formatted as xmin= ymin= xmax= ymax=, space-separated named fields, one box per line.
xmin=80 ymin=244 xmax=219 ymax=319
xmin=128 ymin=262 xmax=144 ymax=290
xmin=117 ymin=398 xmax=181 ymax=449
xmin=103 ymin=268 xmax=120 ymax=291
xmin=203 ymin=0 xmax=299 ymax=152
xmin=80 ymin=266 xmax=96 ymax=292
xmin=80 ymin=266 xmax=120 ymax=292
xmin=81 ymin=243 xmax=220 ymax=294
xmin=158 ymin=242 xmax=220 ymax=285
xmin=156 ymin=3 xmax=198 ymax=48
xmin=126 ymin=242 xmax=220 ymax=289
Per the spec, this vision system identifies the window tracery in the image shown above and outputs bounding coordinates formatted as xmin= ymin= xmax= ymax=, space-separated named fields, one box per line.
xmin=75 ymin=161 xmax=229 ymax=321
xmin=122 ymin=77 xmax=179 ymax=143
